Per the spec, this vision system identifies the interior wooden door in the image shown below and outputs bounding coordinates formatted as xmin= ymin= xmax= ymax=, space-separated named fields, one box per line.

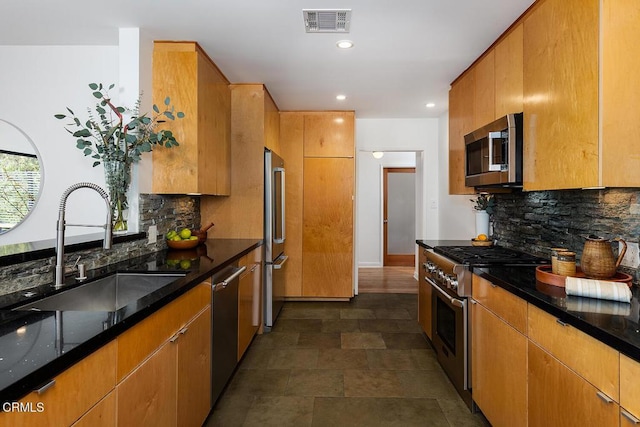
xmin=383 ymin=167 xmax=415 ymax=266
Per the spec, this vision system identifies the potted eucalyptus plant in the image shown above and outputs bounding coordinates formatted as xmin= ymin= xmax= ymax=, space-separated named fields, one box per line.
xmin=55 ymin=83 xmax=185 ymax=231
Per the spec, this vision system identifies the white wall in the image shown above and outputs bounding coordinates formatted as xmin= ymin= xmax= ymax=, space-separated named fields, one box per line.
xmin=436 ymin=112 xmax=475 ymax=239
xmin=0 ymin=30 xmax=153 ymax=246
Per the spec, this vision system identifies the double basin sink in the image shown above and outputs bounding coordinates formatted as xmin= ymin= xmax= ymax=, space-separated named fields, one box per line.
xmin=14 ymin=272 xmax=186 ymax=312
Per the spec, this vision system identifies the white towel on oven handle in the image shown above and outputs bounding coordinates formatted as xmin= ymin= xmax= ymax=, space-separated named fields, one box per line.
xmin=565 ymin=276 xmax=632 ymax=303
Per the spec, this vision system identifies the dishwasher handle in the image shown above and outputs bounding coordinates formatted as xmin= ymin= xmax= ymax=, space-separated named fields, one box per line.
xmin=213 ymin=266 xmax=246 ymax=292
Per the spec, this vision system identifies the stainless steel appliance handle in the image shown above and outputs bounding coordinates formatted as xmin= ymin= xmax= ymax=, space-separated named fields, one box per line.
xmin=213 ymin=266 xmax=246 ymax=292
xmin=274 ymin=167 xmax=285 ymax=243
xmin=426 ymin=276 xmax=465 ymax=308
xmin=273 ymin=255 xmax=288 ymax=270
xmin=488 ymin=131 xmax=503 ymax=172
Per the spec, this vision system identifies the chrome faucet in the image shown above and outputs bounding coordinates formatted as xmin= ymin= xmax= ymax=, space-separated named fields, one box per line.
xmin=55 ymin=182 xmax=112 ymax=288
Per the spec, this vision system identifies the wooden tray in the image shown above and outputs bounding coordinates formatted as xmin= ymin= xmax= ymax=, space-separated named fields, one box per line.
xmin=535 ymin=265 xmax=633 ymax=288
xmin=471 ymin=239 xmax=493 ymax=247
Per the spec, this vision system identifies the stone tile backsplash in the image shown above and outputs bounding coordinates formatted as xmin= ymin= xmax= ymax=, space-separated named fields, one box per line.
xmin=492 ymin=188 xmax=640 ymax=280
xmin=0 ymin=194 xmax=201 ymax=297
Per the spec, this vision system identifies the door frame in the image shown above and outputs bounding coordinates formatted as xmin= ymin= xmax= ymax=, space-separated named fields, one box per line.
xmin=383 ymin=167 xmax=416 ymax=266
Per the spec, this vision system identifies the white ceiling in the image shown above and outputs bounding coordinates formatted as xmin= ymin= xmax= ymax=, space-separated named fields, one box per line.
xmin=0 ymin=0 xmax=535 ymax=118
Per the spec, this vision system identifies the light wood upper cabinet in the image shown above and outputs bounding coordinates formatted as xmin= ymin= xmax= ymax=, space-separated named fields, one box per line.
xmin=152 ymin=41 xmax=231 ymax=195
xmin=602 ymin=0 xmax=640 ymax=187
xmin=494 ymin=23 xmax=524 ymax=118
xmin=448 ymin=71 xmax=475 ymax=195
xmin=303 ymin=112 xmax=354 ymax=157
xmin=473 ymin=50 xmax=495 ymax=129
xmin=303 ymin=157 xmax=354 ymax=298
xmin=522 ymin=0 xmax=599 ymax=191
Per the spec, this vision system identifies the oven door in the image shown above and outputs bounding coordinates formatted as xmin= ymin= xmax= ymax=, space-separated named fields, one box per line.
xmin=428 ymin=277 xmax=469 ymax=393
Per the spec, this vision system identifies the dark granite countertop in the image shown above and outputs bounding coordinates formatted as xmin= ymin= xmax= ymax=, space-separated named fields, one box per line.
xmin=416 ymin=239 xmax=640 ymax=363
xmin=0 ymin=238 xmax=262 ymax=403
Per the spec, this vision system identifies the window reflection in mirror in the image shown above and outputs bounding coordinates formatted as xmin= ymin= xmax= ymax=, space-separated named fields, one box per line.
xmin=0 ymin=119 xmax=43 ymax=234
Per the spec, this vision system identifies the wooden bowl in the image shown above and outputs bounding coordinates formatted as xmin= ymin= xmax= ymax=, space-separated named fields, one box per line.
xmin=166 ymin=238 xmax=199 ymax=250
xmin=471 ymin=239 xmax=493 ymax=247
xmin=535 ymin=264 xmax=633 ymax=288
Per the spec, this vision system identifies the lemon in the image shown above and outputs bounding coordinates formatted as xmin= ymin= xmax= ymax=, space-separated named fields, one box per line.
xmin=477 ymin=234 xmax=488 ymax=241
xmin=179 ymin=228 xmax=192 ymax=239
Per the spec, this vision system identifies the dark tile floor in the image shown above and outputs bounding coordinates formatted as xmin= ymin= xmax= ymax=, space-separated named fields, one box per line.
xmin=205 ymin=294 xmax=488 ymax=426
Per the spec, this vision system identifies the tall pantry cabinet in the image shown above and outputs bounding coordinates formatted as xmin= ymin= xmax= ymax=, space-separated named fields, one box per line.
xmin=280 ymin=111 xmax=355 ymax=299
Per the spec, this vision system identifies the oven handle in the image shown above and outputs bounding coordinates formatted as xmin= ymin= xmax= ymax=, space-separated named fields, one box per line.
xmin=425 ymin=276 xmax=465 ymax=308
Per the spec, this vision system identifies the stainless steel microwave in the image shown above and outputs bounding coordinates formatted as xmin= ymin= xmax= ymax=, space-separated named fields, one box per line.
xmin=464 ymin=113 xmax=523 ymax=188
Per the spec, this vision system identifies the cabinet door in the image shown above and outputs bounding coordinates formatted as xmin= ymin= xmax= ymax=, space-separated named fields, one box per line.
xmin=602 ymin=0 xmax=640 ymax=186
xmin=528 ymin=341 xmax=618 ymax=427
xmin=71 ymin=392 xmax=116 ymax=427
xmin=523 ymin=0 xmax=599 ymax=190
xmin=448 ymin=72 xmax=475 ymax=195
xmin=472 ymin=302 xmax=527 ymax=427
xmin=417 ymin=247 xmax=432 ymax=339
xmin=117 ymin=342 xmax=177 ymax=427
xmin=303 ymin=112 xmax=354 ymax=157
xmin=177 ymin=306 xmax=212 ymax=427
xmin=494 ymin=23 xmax=523 ymax=118
xmin=0 ymin=341 xmax=116 ymax=427
xmin=474 ymin=50 xmax=495 ymax=128
xmin=620 ymin=354 xmax=640 ymax=423
xmin=303 ymin=157 xmax=354 ymax=297
xmin=238 ymin=249 xmax=261 ymax=359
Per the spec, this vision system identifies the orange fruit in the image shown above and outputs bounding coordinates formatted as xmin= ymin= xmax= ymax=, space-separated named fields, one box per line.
xmin=477 ymin=234 xmax=488 ymax=241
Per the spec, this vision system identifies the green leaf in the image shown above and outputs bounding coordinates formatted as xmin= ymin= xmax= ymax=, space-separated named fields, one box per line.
xmin=153 ymin=104 xmax=160 ymax=113
xmin=73 ymin=129 xmax=92 ymax=137
xmin=76 ymin=141 xmax=86 ymax=149
xmin=74 ymin=118 xmax=81 ymax=126
xmin=92 ymin=91 xmax=103 ymax=99
xmin=92 ymin=154 xmax=100 ymax=159
xmin=108 ymin=83 xmax=115 ymax=90
xmin=117 ymin=107 xmax=125 ymax=113
xmin=96 ymin=106 xmax=106 ymax=115
xmin=89 ymin=83 xmax=98 ymax=90
xmin=66 ymin=107 xmax=75 ymax=115
xmin=177 ymin=112 xmax=185 ymax=118
xmin=164 ymin=97 xmax=170 ymax=106
xmin=92 ymin=161 xmax=100 ymax=167
xmin=54 ymin=114 xmax=66 ymax=119
xmin=140 ymin=141 xmax=152 ymax=152
xmin=83 ymin=148 xmax=92 ymax=156
xmin=164 ymin=112 xmax=175 ymax=120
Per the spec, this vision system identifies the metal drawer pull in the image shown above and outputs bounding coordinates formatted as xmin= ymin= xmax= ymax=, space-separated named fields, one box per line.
xmin=556 ymin=319 xmax=568 ymax=327
xmin=213 ymin=266 xmax=247 ymax=291
xmin=35 ymin=379 xmax=56 ymax=395
xmin=273 ymin=255 xmax=288 ymax=270
xmin=179 ymin=327 xmax=188 ymax=335
xmin=621 ymin=408 xmax=640 ymax=424
xmin=596 ymin=391 xmax=614 ymax=404
xmin=170 ymin=333 xmax=180 ymax=343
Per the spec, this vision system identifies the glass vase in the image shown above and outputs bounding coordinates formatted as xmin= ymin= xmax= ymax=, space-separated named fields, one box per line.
xmin=103 ymin=159 xmax=131 ymax=232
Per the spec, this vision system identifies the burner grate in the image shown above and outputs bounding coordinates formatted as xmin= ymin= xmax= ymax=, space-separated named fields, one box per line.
xmin=434 ymin=246 xmax=548 ymax=265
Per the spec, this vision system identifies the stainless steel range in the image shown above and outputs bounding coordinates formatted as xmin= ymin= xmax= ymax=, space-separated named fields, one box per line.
xmin=422 ymin=245 xmax=547 ymax=410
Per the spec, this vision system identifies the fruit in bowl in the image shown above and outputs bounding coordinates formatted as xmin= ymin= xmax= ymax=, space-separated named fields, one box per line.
xmin=165 ymin=228 xmax=199 ymax=250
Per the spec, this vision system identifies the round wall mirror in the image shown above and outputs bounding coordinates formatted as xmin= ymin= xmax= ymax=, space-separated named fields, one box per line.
xmin=0 ymin=119 xmax=43 ymax=234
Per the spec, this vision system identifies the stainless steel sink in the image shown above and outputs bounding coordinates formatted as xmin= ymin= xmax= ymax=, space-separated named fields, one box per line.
xmin=14 ymin=272 xmax=185 ymax=312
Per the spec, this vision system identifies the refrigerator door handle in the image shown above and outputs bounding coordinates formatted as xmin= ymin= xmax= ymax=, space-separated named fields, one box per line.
xmin=273 ymin=255 xmax=288 ymax=270
xmin=274 ymin=167 xmax=285 ymax=243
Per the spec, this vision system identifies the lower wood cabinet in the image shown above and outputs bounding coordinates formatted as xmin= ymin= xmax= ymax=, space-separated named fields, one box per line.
xmin=471 ymin=300 xmax=527 ymax=427
xmin=71 ymin=392 xmax=116 ymax=427
xmin=528 ymin=341 xmax=619 ymax=427
xmin=620 ymin=354 xmax=640 ymax=425
xmin=238 ymin=247 xmax=262 ymax=360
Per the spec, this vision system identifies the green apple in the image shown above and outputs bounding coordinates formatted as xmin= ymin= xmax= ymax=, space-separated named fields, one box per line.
xmin=179 ymin=228 xmax=192 ymax=239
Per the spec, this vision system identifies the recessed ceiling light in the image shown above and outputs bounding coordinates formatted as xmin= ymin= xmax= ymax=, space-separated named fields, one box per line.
xmin=336 ymin=94 xmax=347 ymax=101
xmin=372 ymin=151 xmax=384 ymax=159
xmin=426 ymin=103 xmax=435 ymax=108
xmin=336 ymin=40 xmax=354 ymax=49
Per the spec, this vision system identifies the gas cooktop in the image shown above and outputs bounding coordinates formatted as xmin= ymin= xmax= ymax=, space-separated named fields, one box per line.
xmin=433 ymin=245 xmax=549 ymax=266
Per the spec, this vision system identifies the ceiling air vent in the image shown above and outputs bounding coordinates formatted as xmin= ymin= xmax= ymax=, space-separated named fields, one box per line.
xmin=303 ymin=9 xmax=351 ymax=33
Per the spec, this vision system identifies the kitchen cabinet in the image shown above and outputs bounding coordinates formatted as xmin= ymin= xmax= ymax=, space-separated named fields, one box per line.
xmin=473 ymin=50 xmax=495 ymax=129
xmin=303 ymin=157 xmax=354 ymax=297
xmin=200 ymin=84 xmax=279 ymax=239
xmin=417 ymin=247 xmax=432 ymax=339
xmin=494 ymin=23 xmax=523 ymax=118
xmin=152 ymin=41 xmax=231 ymax=195
xmin=602 ymin=0 xmax=640 ymax=186
xmin=471 ymin=275 xmax=527 ymax=427
xmin=280 ymin=111 xmax=355 ymax=298
xmin=71 ymin=392 xmax=116 ymax=427
xmin=448 ymin=71 xmax=475 ymax=195
xmin=620 ymin=354 xmax=640 ymax=425
xmin=303 ymin=112 xmax=354 ymax=157
xmin=522 ymin=0 xmax=599 ymax=191
xmin=528 ymin=341 xmax=619 ymax=427
xmin=0 ymin=341 xmax=117 ymax=427
xmin=116 ymin=282 xmax=211 ymax=427
xmin=238 ymin=247 xmax=262 ymax=360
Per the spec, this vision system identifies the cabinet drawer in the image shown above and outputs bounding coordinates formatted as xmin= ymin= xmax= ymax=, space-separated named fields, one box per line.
xmin=117 ymin=283 xmax=210 ymax=380
xmin=71 ymin=391 xmax=116 ymax=427
xmin=472 ymin=274 xmax=527 ymax=334
xmin=528 ymin=304 xmax=619 ymax=401
xmin=0 ymin=340 xmax=116 ymax=427
xmin=621 ymin=354 xmax=640 ymax=420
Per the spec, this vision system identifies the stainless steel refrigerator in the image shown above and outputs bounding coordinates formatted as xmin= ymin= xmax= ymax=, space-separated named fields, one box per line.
xmin=264 ymin=148 xmax=286 ymax=331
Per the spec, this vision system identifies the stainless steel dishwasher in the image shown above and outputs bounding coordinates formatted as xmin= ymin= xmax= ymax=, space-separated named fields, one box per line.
xmin=211 ymin=263 xmax=246 ymax=406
